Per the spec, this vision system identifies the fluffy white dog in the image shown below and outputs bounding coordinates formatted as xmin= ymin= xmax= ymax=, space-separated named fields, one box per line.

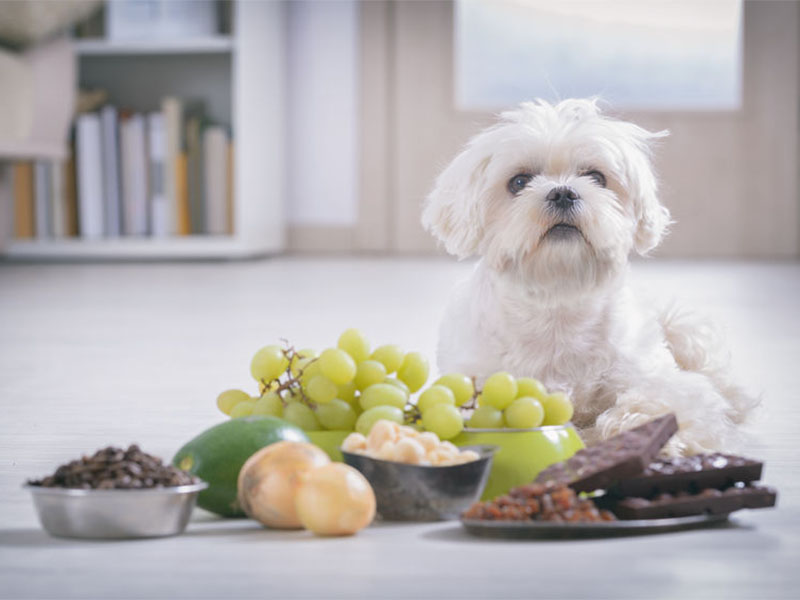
xmin=422 ymin=98 xmax=757 ymax=455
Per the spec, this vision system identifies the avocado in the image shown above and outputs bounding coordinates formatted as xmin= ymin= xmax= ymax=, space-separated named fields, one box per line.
xmin=173 ymin=416 xmax=308 ymax=517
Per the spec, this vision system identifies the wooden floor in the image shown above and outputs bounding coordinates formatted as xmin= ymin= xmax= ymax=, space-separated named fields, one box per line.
xmin=0 ymin=257 xmax=798 ymax=599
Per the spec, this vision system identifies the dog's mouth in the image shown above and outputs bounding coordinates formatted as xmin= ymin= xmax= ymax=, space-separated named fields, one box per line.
xmin=544 ymin=223 xmax=582 ymax=240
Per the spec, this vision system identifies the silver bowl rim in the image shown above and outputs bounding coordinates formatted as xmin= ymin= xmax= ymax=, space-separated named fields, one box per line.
xmin=23 ymin=481 xmax=208 ymax=496
xmin=340 ymin=444 xmax=497 ymax=470
xmin=461 ymin=422 xmax=575 ymax=433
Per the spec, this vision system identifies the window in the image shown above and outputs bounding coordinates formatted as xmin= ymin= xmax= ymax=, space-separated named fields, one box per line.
xmin=455 ymin=0 xmax=742 ymax=111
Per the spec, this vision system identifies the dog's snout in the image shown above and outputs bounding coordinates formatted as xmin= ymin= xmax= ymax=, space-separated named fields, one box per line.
xmin=546 ymin=186 xmax=580 ymax=210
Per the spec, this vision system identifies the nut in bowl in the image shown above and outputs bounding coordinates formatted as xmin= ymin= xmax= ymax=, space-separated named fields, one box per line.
xmin=340 ymin=421 xmax=496 ymax=521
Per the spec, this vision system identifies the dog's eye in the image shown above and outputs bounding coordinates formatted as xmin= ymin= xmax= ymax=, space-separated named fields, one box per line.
xmin=507 ymin=173 xmax=533 ymax=195
xmin=583 ymin=170 xmax=607 ymax=187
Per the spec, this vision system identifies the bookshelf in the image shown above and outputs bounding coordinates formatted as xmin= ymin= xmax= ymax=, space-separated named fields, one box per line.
xmin=1 ymin=1 xmax=285 ymax=261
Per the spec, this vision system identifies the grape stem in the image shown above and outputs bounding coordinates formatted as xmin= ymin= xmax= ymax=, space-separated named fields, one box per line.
xmin=255 ymin=345 xmax=319 ymax=409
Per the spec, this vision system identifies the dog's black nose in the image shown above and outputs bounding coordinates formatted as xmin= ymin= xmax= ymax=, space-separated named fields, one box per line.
xmin=546 ymin=186 xmax=580 ymax=210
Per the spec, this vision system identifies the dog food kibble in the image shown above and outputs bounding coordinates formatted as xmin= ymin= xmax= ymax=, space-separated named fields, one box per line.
xmin=462 ymin=482 xmax=617 ymax=522
xmin=342 ymin=420 xmax=480 ymax=466
xmin=29 ymin=444 xmax=197 ymax=489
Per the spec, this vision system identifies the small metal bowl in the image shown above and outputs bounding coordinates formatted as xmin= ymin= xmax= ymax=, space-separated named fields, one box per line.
xmin=25 ymin=481 xmax=208 ymax=539
xmin=341 ymin=445 xmax=495 ymax=521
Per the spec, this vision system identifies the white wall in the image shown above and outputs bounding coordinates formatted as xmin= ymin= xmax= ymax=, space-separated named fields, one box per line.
xmin=286 ymin=0 xmax=359 ymax=227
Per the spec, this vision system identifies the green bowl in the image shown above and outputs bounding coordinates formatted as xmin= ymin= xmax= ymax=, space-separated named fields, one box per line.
xmin=453 ymin=424 xmax=584 ymax=500
xmin=306 ymin=430 xmax=351 ymax=462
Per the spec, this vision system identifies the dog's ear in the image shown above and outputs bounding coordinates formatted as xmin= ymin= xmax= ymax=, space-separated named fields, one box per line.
xmin=633 ymin=184 xmax=671 ymax=255
xmin=621 ymin=126 xmax=671 ymax=255
xmin=422 ymin=142 xmax=493 ymax=259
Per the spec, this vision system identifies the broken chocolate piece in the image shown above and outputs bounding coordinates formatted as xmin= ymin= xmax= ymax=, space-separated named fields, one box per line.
xmin=535 ymin=414 xmax=679 ymax=492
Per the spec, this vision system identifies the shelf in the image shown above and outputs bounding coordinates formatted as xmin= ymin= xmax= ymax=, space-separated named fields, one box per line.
xmin=0 ymin=141 xmax=69 ymax=161
xmin=75 ymin=36 xmax=234 ymax=56
xmin=3 ymin=236 xmax=273 ymax=261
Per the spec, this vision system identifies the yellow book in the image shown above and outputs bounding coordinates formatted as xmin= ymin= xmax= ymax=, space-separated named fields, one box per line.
xmin=13 ymin=162 xmax=34 ymax=239
xmin=175 ymin=153 xmax=191 ymax=236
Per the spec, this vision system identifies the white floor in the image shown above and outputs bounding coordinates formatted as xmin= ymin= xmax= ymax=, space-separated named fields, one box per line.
xmin=0 ymin=257 xmax=798 ymax=599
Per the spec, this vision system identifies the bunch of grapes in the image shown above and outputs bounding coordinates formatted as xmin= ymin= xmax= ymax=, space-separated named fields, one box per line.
xmin=216 ymin=329 xmax=431 ymax=434
xmin=216 ymin=329 xmax=574 ymax=441
xmin=465 ymin=372 xmax=574 ymax=430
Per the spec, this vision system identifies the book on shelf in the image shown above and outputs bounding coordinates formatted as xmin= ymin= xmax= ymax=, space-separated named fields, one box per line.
xmin=120 ymin=113 xmax=148 ymax=236
xmin=204 ymin=125 xmax=229 ymax=235
xmin=162 ymin=97 xmax=182 ymax=235
xmin=34 ymin=162 xmax=52 ymax=239
xmin=100 ymin=105 xmax=123 ymax=237
xmin=75 ymin=113 xmax=105 ymax=239
xmin=147 ymin=112 xmax=169 ymax=237
xmin=175 ymin=152 xmax=191 ymax=235
xmin=186 ymin=114 xmax=206 ymax=235
xmin=50 ymin=161 xmax=65 ymax=238
xmin=10 ymin=95 xmax=233 ymax=242
xmin=13 ymin=163 xmax=35 ymax=239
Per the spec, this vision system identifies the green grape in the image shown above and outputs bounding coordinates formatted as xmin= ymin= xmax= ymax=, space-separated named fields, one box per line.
xmin=337 ymin=328 xmax=371 ymax=363
xmin=434 ymin=373 xmax=474 ymax=407
xmin=540 ymin=392 xmax=574 ymax=426
xmin=355 ymin=406 xmax=404 ymax=436
xmin=282 ymin=385 xmax=303 ymax=403
xmin=359 ymin=383 xmax=407 ymax=411
xmin=290 ymin=348 xmax=318 ymax=377
xmin=337 ymin=381 xmax=358 ymax=403
xmin=252 ymin=392 xmax=283 ymax=417
xmin=354 ymin=360 xmax=387 ymax=391
xmin=283 ymin=402 xmax=321 ymax=431
xmin=230 ymin=399 xmax=256 ymax=418
xmin=298 ymin=348 xmax=318 ymax=361
xmin=397 ymin=352 xmax=429 ymax=393
xmin=504 ymin=397 xmax=545 ymax=429
xmin=467 ymin=405 xmax=504 ymax=429
xmin=421 ymin=404 xmax=464 ymax=440
xmin=370 ymin=344 xmax=404 ymax=373
xmin=299 ymin=359 xmax=322 ymax=385
xmin=316 ymin=398 xmax=357 ymax=431
xmin=305 ymin=374 xmax=338 ymax=405
xmin=516 ymin=377 xmax=548 ymax=400
xmin=318 ymin=348 xmax=357 ymax=385
xmin=417 ymin=384 xmax=456 ymax=414
xmin=216 ymin=389 xmax=250 ymax=415
xmin=482 ymin=372 xmax=518 ymax=410
xmin=476 ymin=393 xmax=488 ymax=407
xmin=250 ymin=345 xmax=289 ymax=382
xmin=383 ymin=377 xmax=410 ymax=398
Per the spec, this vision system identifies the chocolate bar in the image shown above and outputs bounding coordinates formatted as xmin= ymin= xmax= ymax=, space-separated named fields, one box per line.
xmin=535 ymin=414 xmax=679 ymax=492
xmin=611 ymin=453 xmax=763 ymax=498
xmin=609 ymin=484 xmax=777 ymax=520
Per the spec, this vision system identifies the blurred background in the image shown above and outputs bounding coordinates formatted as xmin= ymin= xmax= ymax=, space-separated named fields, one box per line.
xmin=0 ymin=0 xmax=797 ymax=260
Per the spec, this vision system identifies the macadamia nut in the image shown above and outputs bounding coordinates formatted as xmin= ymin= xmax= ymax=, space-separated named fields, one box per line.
xmin=346 ymin=419 xmax=479 ymax=466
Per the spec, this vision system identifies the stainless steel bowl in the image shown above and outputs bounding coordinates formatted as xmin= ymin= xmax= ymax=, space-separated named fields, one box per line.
xmin=341 ymin=445 xmax=495 ymax=521
xmin=25 ymin=482 xmax=208 ymax=539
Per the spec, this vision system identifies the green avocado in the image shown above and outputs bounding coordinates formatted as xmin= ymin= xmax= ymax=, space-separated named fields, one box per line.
xmin=173 ymin=416 xmax=308 ymax=517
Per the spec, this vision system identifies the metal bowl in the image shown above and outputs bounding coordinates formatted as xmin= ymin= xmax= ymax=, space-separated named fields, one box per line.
xmin=25 ymin=482 xmax=208 ymax=539
xmin=341 ymin=445 xmax=495 ymax=521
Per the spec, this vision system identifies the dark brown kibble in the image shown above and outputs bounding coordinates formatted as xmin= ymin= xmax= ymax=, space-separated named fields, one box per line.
xmin=27 ymin=444 xmax=197 ymax=490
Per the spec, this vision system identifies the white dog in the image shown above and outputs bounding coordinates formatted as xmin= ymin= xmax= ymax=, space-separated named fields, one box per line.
xmin=422 ymin=98 xmax=757 ymax=456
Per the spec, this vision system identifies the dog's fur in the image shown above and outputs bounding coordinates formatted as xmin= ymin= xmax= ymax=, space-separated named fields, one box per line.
xmin=422 ymin=99 xmax=757 ymax=455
